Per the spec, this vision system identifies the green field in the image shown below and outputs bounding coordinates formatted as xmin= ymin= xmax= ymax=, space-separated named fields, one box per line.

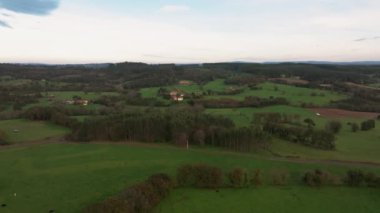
xmin=0 ymin=79 xmax=32 ymax=86
xmin=205 ymin=82 xmax=346 ymax=106
xmin=0 ymin=143 xmax=379 ymax=213
xmin=206 ymin=106 xmax=380 ymax=163
xmin=46 ymin=91 xmax=118 ymax=100
xmin=22 ymin=91 xmax=118 ymax=110
xmin=0 ymin=119 xmax=69 ymax=143
xmin=140 ymin=80 xmax=346 ymax=107
xmin=158 ymin=187 xmax=380 ymax=213
xmin=206 ymin=105 xmax=321 ymax=127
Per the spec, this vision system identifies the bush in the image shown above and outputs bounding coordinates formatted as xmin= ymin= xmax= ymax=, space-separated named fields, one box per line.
xmin=177 ymin=164 xmax=196 ymax=187
xmin=325 ymin=121 xmax=342 ymax=134
xmin=83 ymin=173 xmax=173 ymax=213
xmin=364 ymin=173 xmax=380 ymax=188
xmin=303 ymin=169 xmax=341 ymax=187
xmin=351 ymin=123 xmax=359 ymax=132
xmin=361 ymin=120 xmax=376 ymax=131
xmin=249 ymin=169 xmax=263 ymax=187
xmin=271 ymin=169 xmax=290 ymax=186
xmin=345 ymin=170 xmax=365 ymax=187
xmin=177 ymin=164 xmax=223 ymax=189
xmin=227 ymin=168 xmax=248 ymax=188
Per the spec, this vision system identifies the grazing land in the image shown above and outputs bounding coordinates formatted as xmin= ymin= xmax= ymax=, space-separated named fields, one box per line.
xmin=0 ymin=119 xmax=69 ymax=144
xmin=0 ymin=62 xmax=380 ymax=212
xmin=158 ymin=187 xmax=380 ymax=213
xmin=0 ymin=143 xmax=379 ymax=213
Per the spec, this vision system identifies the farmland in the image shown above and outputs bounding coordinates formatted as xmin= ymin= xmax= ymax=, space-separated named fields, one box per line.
xmin=158 ymin=187 xmax=380 ymax=213
xmin=0 ymin=119 xmax=69 ymax=144
xmin=0 ymin=143 xmax=379 ymax=213
xmin=140 ymin=79 xmax=346 ymax=106
xmin=1 ymin=62 xmax=380 ymax=212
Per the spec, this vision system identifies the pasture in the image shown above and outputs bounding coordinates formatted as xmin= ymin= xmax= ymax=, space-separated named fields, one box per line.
xmin=140 ymin=79 xmax=347 ymax=107
xmin=205 ymin=81 xmax=346 ymax=106
xmin=207 ymin=106 xmax=380 ymax=163
xmin=0 ymin=143 xmax=379 ymax=213
xmin=0 ymin=119 xmax=69 ymax=144
xmin=158 ymin=187 xmax=380 ymax=213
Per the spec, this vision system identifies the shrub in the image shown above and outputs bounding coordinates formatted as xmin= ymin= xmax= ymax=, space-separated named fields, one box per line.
xmin=364 ymin=173 xmax=380 ymax=188
xmin=325 ymin=121 xmax=342 ymax=134
xmin=303 ymin=169 xmax=341 ymax=187
xmin=351 ymin=123 xmax=359 ymax=132
xmin=177 ymin=164 xmax=223 ymax=189
xmin=345 ymin=170 xmax=365 ymax=187
xmin=271 ymin=169 xmax=290 ymax=186
xmin=227 ymin=168 xmax=248 ymax=188
xmin=83 ymin=197 xmax=131 ymax=213
xmin=147 ymin=173 xmax=174 ymax=198
xmin=83 ymin=173 xmax=173 ymax=213
xmin=249 ymin=169 xmax=263 ymax=187
xmin=177 ymin=164 xmax=196 ymax=187
xmin=361 ymin=120 xmax=376 ymax=131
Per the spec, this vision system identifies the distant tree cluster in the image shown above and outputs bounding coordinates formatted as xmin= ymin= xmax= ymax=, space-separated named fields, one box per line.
xmin=194 ymin=96 xmax=289 ymax=108
xmin=68 ymin=108 xmax=271 ymax=152
xmin=83 ymin=164 xmax=380 ymax=212
xmin=83 ymin=173 xmax=174 ymax=213
xmin=361 ymin=119 xmax=376 ymax=131
xmin=254 ymin=113 xmax=336 ymax=150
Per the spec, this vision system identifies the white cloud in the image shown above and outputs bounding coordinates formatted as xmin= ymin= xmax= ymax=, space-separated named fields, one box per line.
xmin=159 ymin=5 xmax=190 ymax=13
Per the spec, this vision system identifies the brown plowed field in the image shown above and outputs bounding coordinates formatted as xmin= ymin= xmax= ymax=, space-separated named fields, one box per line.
xmin=310 ymin=108 xmax=379 ymax=119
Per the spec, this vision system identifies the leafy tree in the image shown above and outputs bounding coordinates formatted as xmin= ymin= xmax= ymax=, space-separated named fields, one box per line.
xmin=325 ymin=121 xmax=342 ymax=134
xmin=361 ymin=120 xmax=376 ymax=131
xmin=345 ymin=170 xmax=365 ymax=187
xmin=351 ymin=123 xmax=359 ymax=132
xmin=250 ymin=169 xmax=263 ymax=187
xmin=227 ymin=168 xmax=248 ymax=188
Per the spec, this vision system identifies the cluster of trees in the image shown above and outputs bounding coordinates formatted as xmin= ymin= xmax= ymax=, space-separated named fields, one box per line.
xmin=177 ymin=164 xmax=380 ymax=189
xmin=83 ymin=173 xmax=174 ymax=213
xmin=177 ymin=164 xmax=223 ymax=188
xmin=68 ymin=108 xmax=270 ymax=152
xmin=22 ymin=106 xmax=80 ymax=129
xmin=193 ymin=96 xmax=288 ymax=108
xmin=344 ymin=170 xmax=380 ymax=187
xmin=331 ymin=90 xmax=380 ymax=113
xmin=0 ymin=91 xmax=41 ymax=110
xmin=225 ymin=76 xmax=265 ymax=86
xmin=361 ymin=119 xmax=376 ymax=131
xmin=254 ymin=113 xmax=336 ymax=150
xmin=325 ymin=121 xmax=342 ymax=134
xmin=84 ymin=164 xmax=380 ymax=212
xmin=303 ymin=169 xmax=341 ymax=186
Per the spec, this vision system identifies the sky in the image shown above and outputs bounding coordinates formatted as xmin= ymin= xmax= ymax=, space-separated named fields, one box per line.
xmin=0 ymin=0 xmax=380 ymax=64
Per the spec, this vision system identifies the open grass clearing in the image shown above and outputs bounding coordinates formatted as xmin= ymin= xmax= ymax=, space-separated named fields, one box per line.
xmin=0 ymin=119 xmax=69 ymax=144
xmin=0 ymin=142 xmax=378 ymax=212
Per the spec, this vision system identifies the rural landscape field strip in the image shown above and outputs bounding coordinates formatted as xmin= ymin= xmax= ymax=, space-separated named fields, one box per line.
xmin=0 ymin=142 xmax=380 ymax=212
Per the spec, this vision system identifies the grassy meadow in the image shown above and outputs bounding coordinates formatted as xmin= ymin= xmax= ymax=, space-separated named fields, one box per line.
xmin=158 ymin=187 xmax=380 ymax=213
xmin=140 ymin=79 xmax=346 ymax=107
xmin=0 ymin=143 xmax=379 ymax=213
xmin=0 ymin=119 xmax=69 ymax=144
xmin=206 ymin=106 xmax=380 ymax=163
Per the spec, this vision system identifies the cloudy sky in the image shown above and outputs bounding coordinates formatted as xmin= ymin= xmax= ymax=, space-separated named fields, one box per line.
xmin=0 ymin=0 xmax=380 ymax=64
